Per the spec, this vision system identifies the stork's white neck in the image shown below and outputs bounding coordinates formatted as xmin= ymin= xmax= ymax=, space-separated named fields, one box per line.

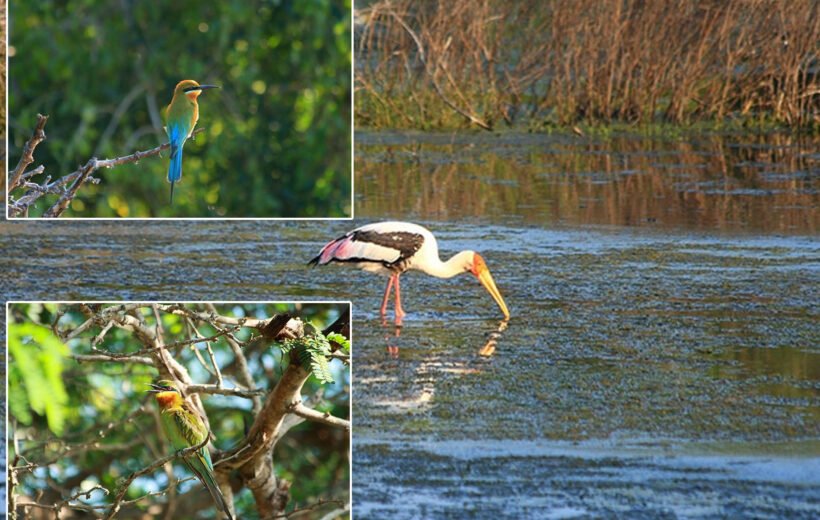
xmin=417 ymin=250 xmax=474 ymax=279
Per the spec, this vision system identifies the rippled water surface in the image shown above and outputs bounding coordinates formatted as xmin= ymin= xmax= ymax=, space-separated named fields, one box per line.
xmin=1 ymin=130 xmax=818 ymax=518
xmin=351 ymin=130 xmax=819 ymax=517
xmin=356 ymin=131 xmax=818 ymax=233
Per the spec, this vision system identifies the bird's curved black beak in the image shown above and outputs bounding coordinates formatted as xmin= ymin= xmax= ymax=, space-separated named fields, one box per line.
xmin=198 ymin=85 xmax=220 ymax=90
xmin=147 ymin=382 xmax=165 ymax=393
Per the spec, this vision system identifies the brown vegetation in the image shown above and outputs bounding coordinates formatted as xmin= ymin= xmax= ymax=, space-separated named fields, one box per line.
xmin=356 ymin=0 xmax=819 ymax=129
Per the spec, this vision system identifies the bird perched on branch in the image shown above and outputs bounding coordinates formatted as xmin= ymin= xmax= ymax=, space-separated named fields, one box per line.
xmin=148 ymin=380 xmax=233 ymax=520
xmin=310 ymin=221 xmax=510 ymax=324
xmin=163 ymin=80 xmax=219 ymax=203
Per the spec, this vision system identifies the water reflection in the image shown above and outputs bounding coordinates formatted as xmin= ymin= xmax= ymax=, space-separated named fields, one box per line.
xmin=356 ymin=131 xmax=819 ymax=234
xmin=380 ymin=319 xmax=401 ymax=357
xmin=377 ymin=317 xmax=510 ymax=358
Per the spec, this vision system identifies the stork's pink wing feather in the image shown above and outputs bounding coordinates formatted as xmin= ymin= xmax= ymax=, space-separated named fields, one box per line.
xmin=312 ymin=234 xmax=402 ymax=265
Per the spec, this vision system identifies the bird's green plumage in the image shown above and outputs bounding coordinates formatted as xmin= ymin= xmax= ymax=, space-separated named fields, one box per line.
xmin=151 ymin=380 xmax=233 ymax=520
xmin=162 ymin=79 xmax=218 ymax=203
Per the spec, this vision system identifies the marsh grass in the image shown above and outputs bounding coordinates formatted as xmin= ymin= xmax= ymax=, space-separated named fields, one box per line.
xmin=356 ymin=0 xmax=819 ymax=131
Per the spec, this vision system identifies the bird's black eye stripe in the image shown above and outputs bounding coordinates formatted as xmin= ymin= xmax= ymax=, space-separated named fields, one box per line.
xmin=183 ymin=86 xmax=199 ymax=92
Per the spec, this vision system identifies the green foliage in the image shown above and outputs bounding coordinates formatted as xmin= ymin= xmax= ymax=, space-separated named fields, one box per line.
xmin=327 ymin=332 xmax=351 ymax=352
xmin=8 ymin=323 xmax=71 ymax=436
xmin=280 ymin=328 xmax=340 ymax=384
xmin=8 ymin=303 xmax=349 ymax=518
xmin=9 ymin=0 xmax=351 ymax=217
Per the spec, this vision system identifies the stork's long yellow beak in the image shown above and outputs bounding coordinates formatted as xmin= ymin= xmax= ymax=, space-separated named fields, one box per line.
xmin=476 ymin=267 xmax=510 ymax=319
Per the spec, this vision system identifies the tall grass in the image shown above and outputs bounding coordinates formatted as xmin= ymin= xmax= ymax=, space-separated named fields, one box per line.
xmin=356 ymin=0 xmax=819 ymax=130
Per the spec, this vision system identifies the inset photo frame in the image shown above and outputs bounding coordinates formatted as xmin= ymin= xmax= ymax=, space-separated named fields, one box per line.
xmin=7 ymin=301 xmax=351 ymax=519
xmin=5 ymin=1 xmax=353 ymax=219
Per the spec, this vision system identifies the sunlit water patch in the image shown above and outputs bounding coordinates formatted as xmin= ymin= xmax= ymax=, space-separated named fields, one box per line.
xmin=356 ymin=130 xmax=819 ymax=234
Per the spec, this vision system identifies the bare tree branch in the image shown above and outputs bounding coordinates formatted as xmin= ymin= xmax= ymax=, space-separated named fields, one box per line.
xmin=9 ymin=113 xmax=48 ymax=191
xmin=288 ymin=402 xmax=351 ymax=432
xmin=17 ymin=484 xmax=109 ymax=516
xmin=73 ymin=353 xmax=154 ymax=365
xmin=186 ymin=383 xmax=266 ymax=399
xmin=7 ymin=115 xmax=204 ymax=217
xmin=217 ymin=361 xmax=312 ymax=517
xmin=264 ymin=498 xmax=347 ymax=519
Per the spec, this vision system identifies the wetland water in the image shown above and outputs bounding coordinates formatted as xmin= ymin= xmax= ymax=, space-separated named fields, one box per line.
xmin=1 ymin=130 xmax=818 ymax=517
xmin=352 ymin=130 xmax=819 ymax=518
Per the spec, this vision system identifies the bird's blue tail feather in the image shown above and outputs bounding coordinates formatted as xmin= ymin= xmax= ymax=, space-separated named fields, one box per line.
xmin=168 ymin=138 xmax=183 ymax=204
xmin=168 ymin=143 xmax=183 ymax=183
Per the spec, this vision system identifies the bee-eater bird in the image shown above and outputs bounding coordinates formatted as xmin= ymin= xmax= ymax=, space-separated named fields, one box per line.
xmin=148 ymin=380 xmax=233 ymax=520
xmin=163 ymin=80 xmax=219 ymax=203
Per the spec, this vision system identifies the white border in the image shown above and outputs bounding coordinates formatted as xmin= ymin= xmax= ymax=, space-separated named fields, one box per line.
xmin=5 ymin=300 xmax=354 ymax=518
xmin=4 ymin=1 xmax=355 ymax=221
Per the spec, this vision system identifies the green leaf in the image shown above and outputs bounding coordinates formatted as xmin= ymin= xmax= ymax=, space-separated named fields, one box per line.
xmin=8 ymin=323 xmax=70 ymax=436
xmin=326 ymin=332 xmax=350 ymax=352
xmin=278 ymin=324 xmax=343 ymax=384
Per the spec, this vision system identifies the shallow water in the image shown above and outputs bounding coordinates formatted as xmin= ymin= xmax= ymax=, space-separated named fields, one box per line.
xmin=4 ymin=217 xmax=815 ymax=516
xmin=356 ymin=130 xmax=818 ymax=234
xmin=351 ymin=130 xmax=820 ymax=517
xmin=1 ymin=130 xmax=818 ymax=517
xmin=355 ymin=439 xmax=820 ymax=518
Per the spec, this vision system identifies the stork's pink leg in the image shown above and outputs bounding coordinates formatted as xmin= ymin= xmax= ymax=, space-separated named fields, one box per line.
xmin=380 ymin=276 xmax=395 ymax=317
xmin=394 ymin=274 xmax=406 ymax=324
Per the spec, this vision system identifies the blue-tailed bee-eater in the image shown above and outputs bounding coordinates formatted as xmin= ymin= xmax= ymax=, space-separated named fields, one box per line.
xmin=162 ymin=80 xmax=219 ymax=203
xmin=148 ymin=380 xmax=233 ymax=519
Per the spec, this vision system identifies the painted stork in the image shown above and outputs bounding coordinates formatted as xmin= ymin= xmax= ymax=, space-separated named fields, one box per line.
xmin=309 ymin=221 xmax=510 ymax=324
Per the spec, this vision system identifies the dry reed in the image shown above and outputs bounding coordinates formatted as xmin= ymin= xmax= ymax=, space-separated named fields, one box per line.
xmin=356 ymin=0 xmax=819 ymax=130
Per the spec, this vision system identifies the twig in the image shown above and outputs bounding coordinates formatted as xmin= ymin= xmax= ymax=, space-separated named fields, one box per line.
xmin=7 ymin=115 xmax=203 ymax=217
xmin=329 ymin=352 xmax=350 ymax=364
xmin=115 ymin=477 xmax=196 ymax=507
xmin=9 ymin=114 xmax=49 ymax=191
xmin=73 ymin=353 xmax=154 ymax=365
xmin=91 ymin=320 xmax=116 ymax=348
xmin=21 ymin=165 xmax=45 ymax=180
xmin=104 ymin=435 xmax=210 ymax=519
xmin=287 ymin=401 xmax=350 ymax=432
xmin=84 ymin=324 xmax=243 ymax=360
xmin=203 ymin=305 xmax=252 ymax=400
xmin=186 ymin=384 xmax=266 ymax=399
xmin=163 ymin=326 xmax=243 ymax=350
xmin=42 ymin=157 xmax=99 ymax=217
xmin=317 ymin=504 xmax=351 ymax=520
xmin=185 ymin=317 xmax=219 ymax=379
xmin=157 ymin=304 xmax=266 ymax=328
xmin=17 ymin=484 xmax=109 ymax=517
xmin=263 ymin=499 xmax=346 ymax=519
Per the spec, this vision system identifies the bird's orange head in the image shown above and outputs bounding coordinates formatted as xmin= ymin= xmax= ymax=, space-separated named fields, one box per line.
xmin=174 ymin=79 xmax=220 ymax=101
xmin=468 ymin=252 xmax=511 ymax=320
xmin=148 ymin=379 xmax=184 ymax=409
